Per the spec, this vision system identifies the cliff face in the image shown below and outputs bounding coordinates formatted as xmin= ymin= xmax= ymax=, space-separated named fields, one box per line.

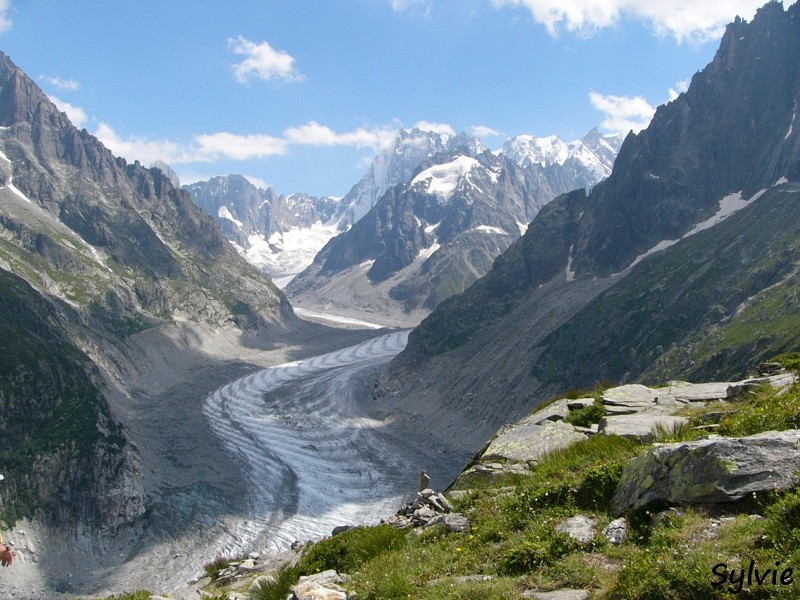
xmin=0 ymin=50 xmax=291 ymax=551
xmin=376 ymin=1 xmax=800 ymax=457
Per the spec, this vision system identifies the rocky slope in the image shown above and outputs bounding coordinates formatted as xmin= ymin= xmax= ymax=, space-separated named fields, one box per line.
xmin=0 ymin=50 xmax=303 ymax=594
xmin=184 ymin=175 xmax=340 ymax=285
xmin=286 ymin=129 xmax=620 ymax=325
xmin=376 ymin=1 xmax=800 ymax=451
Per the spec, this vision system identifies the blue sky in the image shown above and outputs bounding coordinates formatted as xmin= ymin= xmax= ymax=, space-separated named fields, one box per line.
xmin=0 ymin=0 xmax=792 ymax=196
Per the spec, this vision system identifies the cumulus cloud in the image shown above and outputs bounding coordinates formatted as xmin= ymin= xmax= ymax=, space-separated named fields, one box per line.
xmin=413 ymin=120 xmax=456 ymax=136
xmin=229 ymin=36 xmax=304 ymax=84
xmin=470 ymin=125 xmax=502 ymax=138
xmin=95 ymin=123 xmax=199 ymax=165
xmin=390 ymin=0 xmax=432 ymax=16
xmin=0 ymin=0 xmax=12 ymax=33
xmin=668 ymin=79 xmax=691 ymax=101
xmin=40 ymin=75 xmax=80 ymax=91
xmin=194 ymin=132 xmax=288 ymax=160
xmin=94 ymin=120 xmax=403 ymax=167
xmin=48 ymin=95 xmax=88 ymax=129
xmin=589 ymin=91 xmax=656 ymax=134
xmin=491 ymin=0 xmax=780 ymax=43
xmin=283 ymin=121 xmax=396 ymax=151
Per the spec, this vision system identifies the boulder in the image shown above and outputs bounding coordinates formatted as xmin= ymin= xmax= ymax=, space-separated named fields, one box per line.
xmin=603 ymin=517 xmax=628 ymax=545
xmin=522 ymin=589 xmax=590 ymax=600
xmin=555 ymin=515 xmax=596 ymax=544
xmin=612 ymin=430 xmax=800 ymax=516
xmin=292 ymin=569 xmax=348 ymax=600
xmin=443 ymin=513 xmax=471 ymax=532
xmin=482 ymin=419 xmax=587 ymax=463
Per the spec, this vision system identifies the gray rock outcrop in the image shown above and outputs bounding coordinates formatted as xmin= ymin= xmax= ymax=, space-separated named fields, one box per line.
xmin=612 ymin=429 xmax=800 ymax=515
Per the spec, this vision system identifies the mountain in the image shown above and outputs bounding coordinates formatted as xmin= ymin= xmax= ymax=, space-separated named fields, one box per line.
xmin=286 ymin=129 xmax=621 ymax=325
xmin=339 ymin=127 xmax=488 ymax=226
xmin=0 ymin=50 xmax=292 ymax=567
xmin=183 ymin=128 xmax=488 ymax=289
xmin=375 ymin=1 xmax=800 ymax=455
xmin=184 ymin=175 xmax=340 ymax=286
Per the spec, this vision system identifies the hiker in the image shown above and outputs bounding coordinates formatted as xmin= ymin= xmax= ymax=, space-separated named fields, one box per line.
xmin=0 ymin=474 xmax=12 ymax=567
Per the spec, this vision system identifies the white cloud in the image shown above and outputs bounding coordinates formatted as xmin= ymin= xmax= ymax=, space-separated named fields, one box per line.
xmin=491 ymin=0 xmax=785 ymax=44
xmin=668 ymin=79 xmax=691 ymax=101
xmin=283 ymin=121 xmax=397 ymax=151
xmin=40 ymin=75 xmax=80 ymax=91
xmin=470 ymin=125 xmax=501 ymax=138
xmin=95 ymin=123 xmax=199 ymax=165
xmin=0 ymin=0 xmax=12 ymax=33
xmin=589 ymin=91 xmax=655 ymax=134
xmin=390 ymin=0 xmax=432 ymax=16
xmin=413 ymin=120 xmax=456 ymax=136
xmin=243 ymin=175 xmax=270 ymax=190
xmin=48 ymin=95 xmax=88 ymax=129
xmin=228 ymin=36 xmax=303 ymax=84
xmin=194 ymin=132 xmax=288 ymax=160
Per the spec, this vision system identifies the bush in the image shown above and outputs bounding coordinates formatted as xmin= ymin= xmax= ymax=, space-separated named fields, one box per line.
xmin=718 ymin=384 xmax=800 ymax=437
xmin=297 ymin=525 xmax=406 ymax=575
xmin=499 ymin=530 xmax=579 ymax=575
xmin=565 ymin=399 xmax=606 ymax=427
xmin=575 ymin=461 xmax=626 ymax=511
xmin=249 ymin=566 xmax=299 ymax=600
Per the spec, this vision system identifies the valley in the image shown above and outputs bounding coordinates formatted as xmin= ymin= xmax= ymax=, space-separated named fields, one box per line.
xmin=1 ymin=2 xmax=800 ymax=599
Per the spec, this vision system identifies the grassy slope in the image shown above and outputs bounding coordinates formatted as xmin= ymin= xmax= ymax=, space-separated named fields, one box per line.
xmin=121 ymin=357 xmax=797 ymax=600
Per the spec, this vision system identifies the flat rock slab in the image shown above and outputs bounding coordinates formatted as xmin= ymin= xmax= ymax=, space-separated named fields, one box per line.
xmin=612 ymin=429 xmax=800 ymax=516
xmin=483 ymin=419 xmax=587 ymax=463
xmin=601 ymin=384 xmax=681 ymax=413
xmin=522 ymin=590 xmax=590 ymax=600
xmin=601 ymin=414 xmax=689 ymax=440
xmin=665 ymin=381 xmax=740 ymax=402
xmin=556 ymin=515 xmax=596 ymax=544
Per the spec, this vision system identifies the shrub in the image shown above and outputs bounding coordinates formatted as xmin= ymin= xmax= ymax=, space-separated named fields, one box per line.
xmin=249 ymin=566 xmax=299 ymax=600
xmin=565 ymin=399 xmax=607 ymax=427
xmin=575 ymin=461 xmax=626 ymax=511
xmin=296 ymin=524 xmax=406 ymax=575
xmin=718 ymin=384 xmax=800 ymax=437
xmin=499 ymin=530 xmax=579 ymax=575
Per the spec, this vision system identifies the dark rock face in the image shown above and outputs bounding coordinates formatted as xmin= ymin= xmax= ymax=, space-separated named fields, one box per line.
xmin=185 ymin=175 xmax=340 ymax=250
xmin=0 ymin=51 xmax=288 ymax=543
xmin=377 ymin=2 xmax=800 ymax=455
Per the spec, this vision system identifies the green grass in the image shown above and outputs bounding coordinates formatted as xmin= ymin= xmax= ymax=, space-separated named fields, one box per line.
xmin=718 ymin=383 xmax=800 ymax=437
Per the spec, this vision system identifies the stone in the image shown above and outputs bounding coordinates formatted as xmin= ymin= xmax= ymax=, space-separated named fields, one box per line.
xmin=603 ymin=518 xmax=628 ymax=545
xmin=567 ymin=398 xmax=596 ymax=410
xmin=612 ymin=430 xmax=800 ymax=516
xmin=482 ymin=419 xmax=587 ymax=463
xmin=292 ymin=569 xmax=347 ymax=600
xmin=428 ymin=574 xmax=494 ymax=587
xmin=521 ymin=589 xmax=590 ymax=600
xmin=331 ymin=525 xmax=357 ymax=536
xmin=412 ymin=506 xmax=437 ymax=525
xmin=443 ymin=513 xmax=471 ymax=532
xmin=556 ymin=515 xmax=596 ymax=544
xmin=600 ymin=414 xmax=689 ymax=440
xmin=250 ymin=574 xmax=278 ymax=590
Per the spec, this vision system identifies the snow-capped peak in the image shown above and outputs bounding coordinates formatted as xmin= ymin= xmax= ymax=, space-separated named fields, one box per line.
xmin=411 ymin=155 xmax=484 ymax=200
xmin=339 ymin=127 xmax=485 ymax=224
xmin=499 ymin=127 xmax=623 ymax=180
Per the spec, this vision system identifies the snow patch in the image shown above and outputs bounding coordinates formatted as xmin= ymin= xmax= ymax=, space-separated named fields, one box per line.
xmin=624 ymin=188 xmax=767 ymax=273
xmin=418 ymin=242 xmax=440 ymax=260
xmin=516 ymin=221 xmax=529 ymax=236
xmin=242 ymin=221 xmax=341 ymax=288
xmin=787 ymin=109 xmax=796 ymax=140
xmin=293 ymin=307 xmax=385 ymax=330
xmin=217 ymin=205 xmax=244 ymax=228
xmin=424 ymin=221 xmax=440 ymax=234
xmin=472 ymin=225 xmax=508 ymax=235
xmin=775 ymin=176 xmax=789 ymax=186
xmin=565 ymin=244 xmax=576 ymax=282
xmin=411 ymin=156 xmax=481 ymax=201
